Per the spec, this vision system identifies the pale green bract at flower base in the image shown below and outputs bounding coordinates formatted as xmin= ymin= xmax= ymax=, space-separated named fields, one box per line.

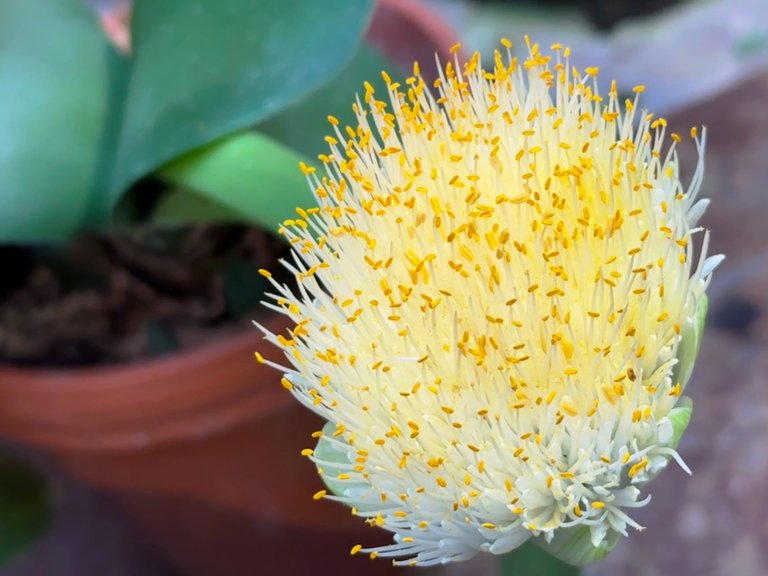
xmin=255 ymin=38 xmax=723 ymax=567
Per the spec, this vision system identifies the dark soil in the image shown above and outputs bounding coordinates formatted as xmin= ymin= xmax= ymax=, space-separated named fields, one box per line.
xmin=0 ymin=225 xmax=290 ymax=368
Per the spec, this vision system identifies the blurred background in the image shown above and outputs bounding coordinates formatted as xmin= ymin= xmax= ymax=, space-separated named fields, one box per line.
xmin=0 ymin=0 xmax=766 ymax=574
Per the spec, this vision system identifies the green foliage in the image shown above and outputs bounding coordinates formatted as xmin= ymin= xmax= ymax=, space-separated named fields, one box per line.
xmin=0 ymin=0 xmax=122 ymax=241
xmin=0 ymin=0 xmax=377 ymax=243
xmin=154 ymin=132 xmax=310 ymax=232
xmin=257 ymin=44 xmax=395 ymax=159
xmin=155 ymin=45 xmax=402 ymax=235
xmin=111 ymin=0 xmax=375 ymax=197
xmin=0 ymin=457 xmax=50 ymax=567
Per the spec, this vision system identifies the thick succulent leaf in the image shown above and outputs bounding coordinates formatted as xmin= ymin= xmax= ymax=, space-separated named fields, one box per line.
xmin=150 ymin=188 xmax=245 ymax=227
xmin=257 ymin=44 xmax=399 ymax=158
xmin=673 ymin=294 xmax=708 ymax=391
xmin=0 ymin=0 xmax=124 ymax=242
xmin=0 ymin=457 xmax=51 ymax=567
xmin=535 ymin=525 xmax=620 ymax=567
xmin=111 ymin=0 xmax=375 ymax=203
xmin=155 ymin=43 xmax=401 ymax=232
xmin=154 ymin=132 xmax=313 ymax=233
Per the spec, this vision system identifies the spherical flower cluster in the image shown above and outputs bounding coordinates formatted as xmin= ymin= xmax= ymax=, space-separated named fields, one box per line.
xmin=256 ymin=38 xmax=722 ymax=567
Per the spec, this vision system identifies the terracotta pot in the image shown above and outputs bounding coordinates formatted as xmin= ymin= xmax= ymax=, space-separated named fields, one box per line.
xmin=0 ymin=313 xmax=325 ymax=523
xmin=0 ymin=1 xmax=460 ymax=575
xmin=0 ymin=315 xmax=397 ymax=574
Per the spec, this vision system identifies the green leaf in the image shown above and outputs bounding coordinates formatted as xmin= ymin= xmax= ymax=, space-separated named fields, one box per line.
xmin=154 ymin=132 xmax=312 ymax=233
xmin=150 ymin=188 xmax=245 ymax=226
xmin=0 ymin=0 xmax=124 ymax=242
xmin=0 ymin=457 xmax=51 ymax=567
xmin=155 ymin=44 xmax=404 ymax=232
xmin=500 ymin=541 xmax=581 ymax=576
xmin=672 ymin=294 xmax=708 ymax=392
xmin=258 ymin=44 xmax=401 ymax=159
xmin=111 ymin=0 xmax=376 ymax=203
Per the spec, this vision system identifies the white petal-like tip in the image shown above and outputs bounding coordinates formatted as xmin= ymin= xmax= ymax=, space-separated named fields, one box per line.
xmin=702 ymin=254 xmax=725 ymax=279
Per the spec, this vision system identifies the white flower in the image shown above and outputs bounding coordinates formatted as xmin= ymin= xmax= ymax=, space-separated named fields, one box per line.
xmin=255 ymin=38 xmax=723 ymax=567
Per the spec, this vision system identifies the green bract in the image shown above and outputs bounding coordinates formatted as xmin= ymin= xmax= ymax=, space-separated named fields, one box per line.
xmin=535 ymin=525 xmax=620 ymax=567
xmin=673 ymin=294 xmax=709 ymax=392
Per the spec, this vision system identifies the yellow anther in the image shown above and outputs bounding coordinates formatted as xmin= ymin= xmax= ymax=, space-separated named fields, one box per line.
xmin=299 ymin=161 xmax=316 ymax=175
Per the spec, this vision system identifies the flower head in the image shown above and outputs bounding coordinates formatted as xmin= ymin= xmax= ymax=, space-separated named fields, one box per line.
xmin=256 ymin=38 xmax=722 ymax=566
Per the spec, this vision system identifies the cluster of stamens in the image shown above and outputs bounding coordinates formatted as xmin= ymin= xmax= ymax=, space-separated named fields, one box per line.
xmin=256 ymin=38 xmax=720 ymax=566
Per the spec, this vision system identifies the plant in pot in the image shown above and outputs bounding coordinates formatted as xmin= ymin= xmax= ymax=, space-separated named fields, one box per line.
xmin=0 ymin=0 xmax=459 ymax=574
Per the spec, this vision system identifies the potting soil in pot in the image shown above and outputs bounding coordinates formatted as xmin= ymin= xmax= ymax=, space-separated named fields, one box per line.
xmin=0 ymin=224 xmax=290 ymax=367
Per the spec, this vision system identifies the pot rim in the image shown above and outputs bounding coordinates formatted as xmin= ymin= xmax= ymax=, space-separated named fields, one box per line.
xmin=0 ymin=313 xmax=280 ymax=383
xmin=0 ymin=313 xmax=295 ymax=451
